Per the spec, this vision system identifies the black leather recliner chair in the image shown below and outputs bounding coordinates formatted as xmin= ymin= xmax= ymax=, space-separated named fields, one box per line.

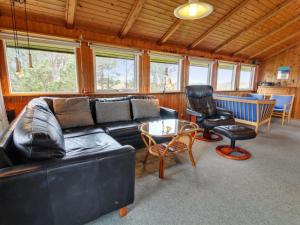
xmin=185 ymin=85 xmax=235 ymax=141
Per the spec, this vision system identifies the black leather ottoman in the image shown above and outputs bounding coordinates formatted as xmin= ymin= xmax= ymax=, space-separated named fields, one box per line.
xmin=213 ymin=125 xmax=257 ymax=160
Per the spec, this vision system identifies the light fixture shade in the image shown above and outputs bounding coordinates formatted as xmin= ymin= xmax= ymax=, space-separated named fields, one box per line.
xmin=174 ymin=0 xmax=214 ymax=20
xmin=15 ymin=57 xmax=21 ymax=74
xmin=28 ymin=53 xmax=33 ymax=68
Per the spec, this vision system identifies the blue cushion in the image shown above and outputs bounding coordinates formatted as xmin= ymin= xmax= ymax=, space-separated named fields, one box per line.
xmin=215 ymin=97 xmax=257 ymax=122
xmin=270 ymin=95 xmax=293 ymax=111
xmin=273 ymin=107 xmax=284 ymax=112
xmin=215 ymin=95 xmax=256 ymax=100
xmin=248 ymin=93 xmax=264 ymax=100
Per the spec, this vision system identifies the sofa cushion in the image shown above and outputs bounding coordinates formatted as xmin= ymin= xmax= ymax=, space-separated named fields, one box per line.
xmin=64 ymin=132 xmax=122 ymax=158
xmin=13 ymin=100 xmax=66 ymax=160
xmin=129 ymin=95 xmax=156 ymax=100
xmin=53 ymin=97 xmax=94 ymax=129
xmin=63 ymin=126 xmax=105 ymax=138
xmin=95 ymin=100 xmax=131 ymax=123
xmin=131 ymin=99 xmax=160 ymax=120
xmin=101 ymin=121 xmax=141 ymax=138
xmin=28 ymin=98 xmax=52 ymax=111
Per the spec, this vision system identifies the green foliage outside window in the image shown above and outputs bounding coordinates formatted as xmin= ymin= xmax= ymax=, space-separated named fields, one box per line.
xmin=95 ymin=51 xmax=137 ymax=91
xmin=6 ymin=46 xmax=78 ymax=93
xmin=150 ymin=56 xmax=180 ymax=92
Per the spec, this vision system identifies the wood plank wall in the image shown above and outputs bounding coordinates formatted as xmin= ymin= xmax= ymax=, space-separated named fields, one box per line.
xmin=258 ymin=44 xmax=300 ymax=119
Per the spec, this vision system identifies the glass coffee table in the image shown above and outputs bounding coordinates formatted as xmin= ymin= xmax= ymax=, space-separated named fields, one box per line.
xmin=140 ymin=119 xmax=199 ymax=179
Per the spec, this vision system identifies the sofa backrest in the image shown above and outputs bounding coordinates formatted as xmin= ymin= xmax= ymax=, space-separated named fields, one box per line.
xmin=247 ymin=93 xmax=265 ymax=100
xmin=0 ymin=98 xmax=66 ymax=167
xmin=214 ymin=95 xmax=275 ymax=124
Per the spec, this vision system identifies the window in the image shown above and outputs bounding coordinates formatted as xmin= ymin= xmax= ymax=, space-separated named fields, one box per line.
xmin=188 ymin=59 xmax=211 ymax=85
xmin=5 ymin=40 xmax=78 ymax=93
xmin=217 ymin=62 xmax=236 ymax=91
xmin=94 ymin=48 xmax=138 ymax=92
xmin=150 ymin=54 xmax=181 ymax=92
xmin=239 ymin=65 xmax=255 ymax=90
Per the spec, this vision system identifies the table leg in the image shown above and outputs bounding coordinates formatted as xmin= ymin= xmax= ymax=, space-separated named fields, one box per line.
xmin=143 ymin=150 xmax=150 ymax=164
xmin=188 ymin=148 xmax=196 ymax=167
xmin=159 ymin=157 xmax=165 ymax=179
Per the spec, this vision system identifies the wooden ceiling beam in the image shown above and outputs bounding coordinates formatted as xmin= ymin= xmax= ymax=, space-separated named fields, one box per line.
xmin=188 ymin=0 xmax=251 ymax=49
xmin=250 ymin=30 xmax=300 ymax=59
xmin=263 ymin=40 xmax=300 ymax=61
xmin=119 ymin=0 xmax=145 ymax=38
xmin=234 ymin=14 xmax=300 ymax=56
xmin=158 ymin=19 xmax=183 ymax=45
xmin=213 ymin=0 xmax=295 ymax=53
xmin=0 ymin=15 xmax=251 ymax=63
xmin=65 ymin=0 xmax=77 ymax=28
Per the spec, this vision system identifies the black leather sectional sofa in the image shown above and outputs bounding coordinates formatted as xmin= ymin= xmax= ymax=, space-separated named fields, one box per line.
xmin=0 ymin=95 xmax=178 ymax=225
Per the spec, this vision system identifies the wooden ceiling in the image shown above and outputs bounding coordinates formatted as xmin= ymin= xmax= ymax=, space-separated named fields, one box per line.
xmin=1 ymin=0 xmax=300 ymax=61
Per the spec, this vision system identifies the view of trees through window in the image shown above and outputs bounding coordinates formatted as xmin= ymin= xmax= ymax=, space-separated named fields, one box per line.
xmin=5 ymin=42 xmax=255 ymax=94
xmin=95 ymin=52 xmax=137 ymax=91
xmin=6 ymin=46 xmax=78 ymax=93
xmin=217 ymin=62 xmax=236 ymax=91
xmin=239 ymin=65 xmax=254 ymax=90
xmin=189 ymin=61 xmax=211 ymax=85
xmin=150 ymin=56 xmax=180 ymax=92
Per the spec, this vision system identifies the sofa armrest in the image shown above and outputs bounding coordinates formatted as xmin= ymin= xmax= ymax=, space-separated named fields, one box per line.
xmin=187 ymin=109 xmax=205 ymax=119
xmin=216 ymin=107 xmax=233 ymax=117
xmin=160 ymin=107 xmax=178 ymax=119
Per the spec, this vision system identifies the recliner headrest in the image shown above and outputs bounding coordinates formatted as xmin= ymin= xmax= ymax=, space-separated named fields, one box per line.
xmin=185 ymin=85 xmax=213 ymax=98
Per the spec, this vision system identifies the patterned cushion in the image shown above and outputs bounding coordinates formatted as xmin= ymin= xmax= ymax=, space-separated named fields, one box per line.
xmin=53 ymin=97 xmax=94 ymax=129
xmin=95 ymin=100 xmax=132 ymax=123
xmin=131 ymin=99 xmax=160 ymax=120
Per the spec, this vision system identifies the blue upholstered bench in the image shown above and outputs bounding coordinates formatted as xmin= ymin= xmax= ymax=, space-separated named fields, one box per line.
xmin=214 ymin=95 xmax=276 ymax=133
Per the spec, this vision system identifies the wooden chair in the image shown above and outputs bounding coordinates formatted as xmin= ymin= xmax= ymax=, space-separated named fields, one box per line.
xmin=141 ymin=123 xmax=198 ymax=179
xmin=270 ymin=94 xmax=295 ymax=126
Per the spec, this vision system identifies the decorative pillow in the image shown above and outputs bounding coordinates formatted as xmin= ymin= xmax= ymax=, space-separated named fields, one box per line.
xmin=131 ymin=99 xmax=160 ymax=120
xmin=13 ymin=100 xmax=66 ymax=160
xmin=95 ymin=100 xmax=131 ymax=124
xmin=53 ymin=97 xmax=94 ymax=129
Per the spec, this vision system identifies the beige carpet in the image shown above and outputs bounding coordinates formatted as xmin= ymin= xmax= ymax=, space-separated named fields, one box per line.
xmin=87 ymin=118 xmax=300 ymax=225
xmin=135 ymin=147 xmax=177 ymax=178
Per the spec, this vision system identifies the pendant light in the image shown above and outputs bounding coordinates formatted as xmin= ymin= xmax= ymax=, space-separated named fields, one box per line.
xmin=174 ymin=0 xmax=214 ymax=20
xmin=10 ymin=0 xmax=23 ymax=76
xmin=24 ymin=0 xmax=33 ymax=68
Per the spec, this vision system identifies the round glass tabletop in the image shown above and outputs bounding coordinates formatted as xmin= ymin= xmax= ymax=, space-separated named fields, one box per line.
xmin=140 ymin=119 xmax=198 ymax=138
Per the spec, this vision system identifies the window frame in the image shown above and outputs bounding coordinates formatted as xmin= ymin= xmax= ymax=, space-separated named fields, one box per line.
xmin=188 ymin=58 xmax=212 ymax=85
xmin=149 ymin=53 xmax=182 ymax=93
xmin=93 ymin=47 xmax=140 ymax=93
xmin=238 ymin=64 xmax=256 ymax=91
xmin=4 ymin=39 xmax=79 ymax=95
xmin=216 ymin=61 xmax=237 ymax=91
